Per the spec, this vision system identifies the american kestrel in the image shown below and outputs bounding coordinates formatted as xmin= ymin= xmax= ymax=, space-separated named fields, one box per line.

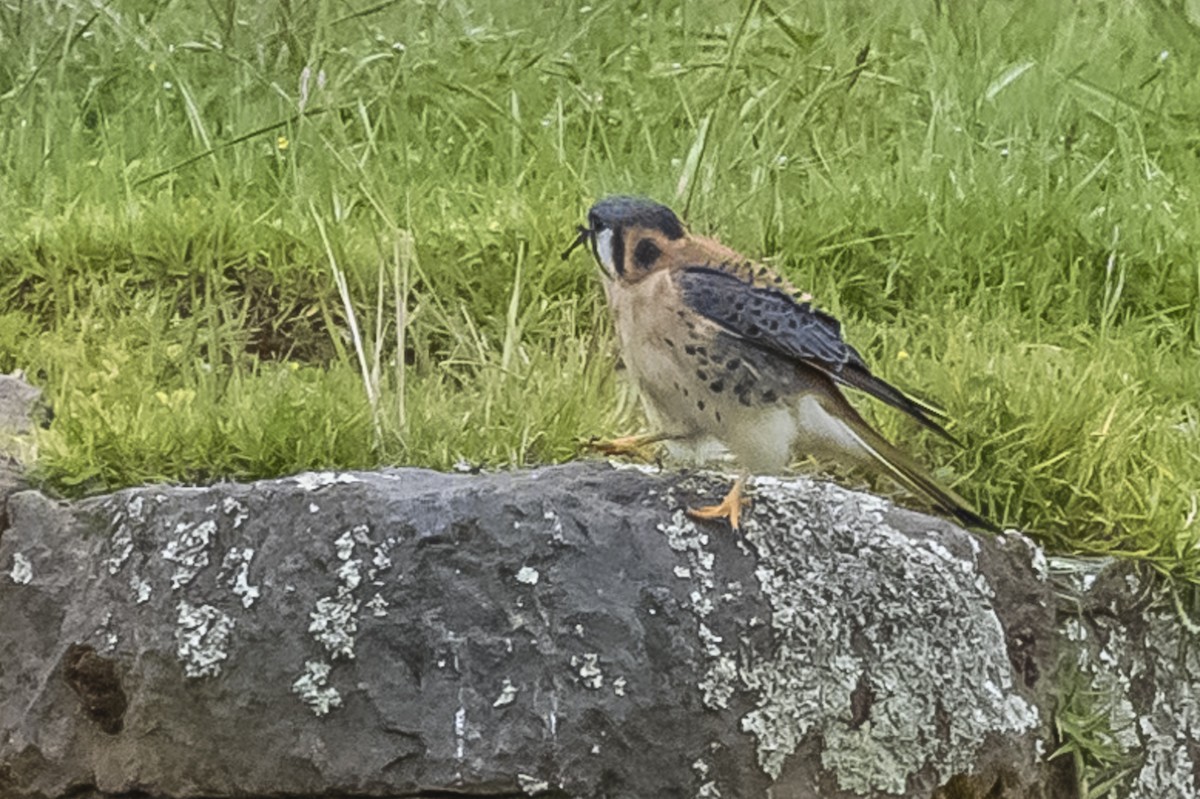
xmin=564 ymin=195 xmax=994 ymax=532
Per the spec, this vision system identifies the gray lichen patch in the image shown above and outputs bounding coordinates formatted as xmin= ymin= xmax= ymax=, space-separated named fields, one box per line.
xmin=294 ymin=529 xmax=399 ymax=712
xmin=572 ymin=654 xmax=604 ymax=690
xmin=369 ymin=536 xmax=398 ymax=580
xmin=130 ymin=573 xmax=152 ymax=604
xmin=162 ymin=519 xmax=217 ymax=589
xmin=307 ymin=525 xmax=374 ymax=660
xmin=292 ymin=660 xmax=342 ymax=716
xmin=219 ymin=547 xmax=260 ymax=609
xmin=1055 ymin=557 xmax=1200 ymax=799
xmin=107 ymin=523 xmax=134 ymax=575
xmin=698 ymin=653 xmax=738 ymax=710
xmin=1127 ymin=612 xmax=1200 ymax=799
xmin=658 ymin=471 xmax=1041 ymax=795
xmin=366 ymin=592 xmax=389 ymax=617
xmin=291 ymin=471 xmax=363 ymax=491
xmin=9 ymin=551 xmax=32 ymax=584
xmin=293 ymin=521 xmax=406 ymax=715
xmin=221 ymin=496 xmax=249 ymax=528
xmin=175 ymin=600 xmax=236 ymax=678
xmin=493 ymin=678 xmax=519 ymax=707
xmin=738 ymin=476 xmax=1039 ymax=791
xmin=517 ymin=773 xmax=552 ymax=795
xmin=309 ymin=595 xmax=360 ymax=658
xmin=103 ymin=494 xmax=150 ymax=575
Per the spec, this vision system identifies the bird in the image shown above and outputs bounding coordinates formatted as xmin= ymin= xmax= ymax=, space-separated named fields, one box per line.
xmin=562 ymin=195 xmax=995 ymax=532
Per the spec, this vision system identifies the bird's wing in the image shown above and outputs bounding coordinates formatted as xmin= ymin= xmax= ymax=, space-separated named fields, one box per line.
xmin=673 ymin=266 xmax=959 ymax=444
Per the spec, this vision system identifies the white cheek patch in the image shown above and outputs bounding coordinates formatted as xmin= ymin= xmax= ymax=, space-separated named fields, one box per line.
xmin=594 ymin=228 xmax=617 ymax=276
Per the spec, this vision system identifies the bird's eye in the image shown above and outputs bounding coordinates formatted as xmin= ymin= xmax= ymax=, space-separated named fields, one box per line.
xmin=633 ymin=239 xmax=662 ymax=269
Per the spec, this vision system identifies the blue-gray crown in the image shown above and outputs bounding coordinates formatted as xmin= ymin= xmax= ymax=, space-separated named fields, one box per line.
xmin=587 ymin=196 xmax=685 ymax=239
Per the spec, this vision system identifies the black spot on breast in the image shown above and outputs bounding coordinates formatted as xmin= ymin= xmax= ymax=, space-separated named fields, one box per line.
xmin=634 ymin=239 xmax=662 ymax=269
xmin=709 ymin=380 xmax=724 ymax=393
xmin=726 ymin=358 xmax=740 ymax=371
xmin=697 ymin=400 xmax=706 ymax=411
xmin=664 ymin=337 xmax=675 ymax=348
xmin=734 ymin=380 xmax=754 ymax=406
xmin=685 ymin=344 xmax=696 ymax=355
xmin=761 ymin=389 xmax=778 ymax=403
xmin=696 ymin=370 xmax=708 ymax=381
xmin=715 ymin=411 xmax=722 ymax=423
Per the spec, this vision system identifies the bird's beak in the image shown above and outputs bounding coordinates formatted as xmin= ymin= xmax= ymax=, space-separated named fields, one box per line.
xmin=560 ymin=225 xmax=593 ymax=261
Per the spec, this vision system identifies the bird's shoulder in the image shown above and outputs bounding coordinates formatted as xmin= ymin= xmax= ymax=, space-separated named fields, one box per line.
xmin=667 ymin=233 xmax=808 ymax=299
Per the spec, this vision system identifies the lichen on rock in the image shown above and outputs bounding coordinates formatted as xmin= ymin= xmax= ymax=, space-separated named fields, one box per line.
xmin=660 ymin=472 xmax=1045 ymax=795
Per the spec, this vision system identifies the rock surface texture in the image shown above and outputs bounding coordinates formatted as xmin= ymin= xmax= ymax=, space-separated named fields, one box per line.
xmin=1051 ymin=556 xmax=1200 ymax=798
xmin=4 ymin=457 xmax=1076 ymax=799
xmin=0 ymin=372 xmax=45 ymax=437
xmin=0 ymin=372 xmax=43 ymax=512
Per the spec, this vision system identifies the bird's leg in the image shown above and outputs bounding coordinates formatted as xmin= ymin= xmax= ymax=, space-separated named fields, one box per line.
xmin=687 ymin=475 xmax=751 ymax=532
xmin=584 ymin=432 xmax=672 ymax=462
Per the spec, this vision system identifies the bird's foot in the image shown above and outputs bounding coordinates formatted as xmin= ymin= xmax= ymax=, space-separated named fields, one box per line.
xmin=583 ymin=433 xmax=668 ymax=462
xmin=687 ymin=477 xmax=750 ymax=532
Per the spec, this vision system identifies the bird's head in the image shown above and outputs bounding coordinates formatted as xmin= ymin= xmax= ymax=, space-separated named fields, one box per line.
xmin=562 ymin=196 xmax=686 ymax=283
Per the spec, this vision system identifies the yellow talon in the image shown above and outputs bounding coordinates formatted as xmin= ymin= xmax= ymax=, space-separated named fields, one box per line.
xmin=687 ymin=477 xmax=750 ymax=532
xmin=583 ymin=433 xmax=669 ymax=462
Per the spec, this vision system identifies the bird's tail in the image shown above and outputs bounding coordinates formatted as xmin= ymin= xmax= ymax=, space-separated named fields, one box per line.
xmin=817 ymin=393 xmax=998 ymax=532
xmin=834 ymin=363 xmax=962 ymax=446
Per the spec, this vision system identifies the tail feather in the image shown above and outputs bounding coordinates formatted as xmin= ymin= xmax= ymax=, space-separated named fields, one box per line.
xmin=817 ymin=392 xmax=997 ymax=532
xmin=833 ymin=364 xmax=962 ymax=447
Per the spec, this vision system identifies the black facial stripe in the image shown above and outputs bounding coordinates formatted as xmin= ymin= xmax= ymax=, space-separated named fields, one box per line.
xmin=611 ymin=230 xmax=625 ymax=276
xmin=633 ymin=239 xmax=662 ymax=269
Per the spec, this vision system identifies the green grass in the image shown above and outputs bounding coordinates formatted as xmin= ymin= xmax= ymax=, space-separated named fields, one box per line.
xmin=1 ymin=0 xmax=1198 ymax=581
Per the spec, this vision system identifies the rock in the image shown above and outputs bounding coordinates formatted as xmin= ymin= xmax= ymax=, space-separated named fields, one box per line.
xmin=0 ymin=371 xmax=45 ymax=437
xmin=0 ymin=462 xmax=1095 ymax=798
xmin=0 ymin=371 xmax=45 ymax=528
xmin=1051 ymin=556 xmax=1200 ymax=798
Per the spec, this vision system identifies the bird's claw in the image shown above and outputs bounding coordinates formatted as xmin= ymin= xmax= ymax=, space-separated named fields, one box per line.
xmin=583 ymin=434 xmax=663 ymax=462
xmin=687 ymin=478 xmax=750 ymax=532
